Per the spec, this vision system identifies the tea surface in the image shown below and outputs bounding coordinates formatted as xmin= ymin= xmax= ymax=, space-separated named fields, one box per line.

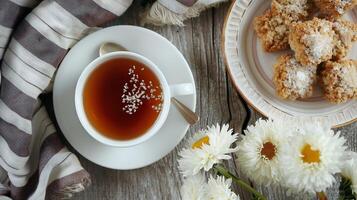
xmin=83 ymin=58 xmax=163 ymax=140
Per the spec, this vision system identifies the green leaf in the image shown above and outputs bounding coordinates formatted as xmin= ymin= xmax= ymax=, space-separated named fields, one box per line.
xmin=339 ymin=176 xmax=356 ymax=200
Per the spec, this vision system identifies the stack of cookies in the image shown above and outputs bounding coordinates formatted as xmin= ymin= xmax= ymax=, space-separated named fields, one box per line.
xmin=254 ymin=0 xmax=357 ymax=103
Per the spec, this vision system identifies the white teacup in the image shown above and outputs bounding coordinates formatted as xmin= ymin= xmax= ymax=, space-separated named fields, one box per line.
xmin=75 ymin=51 xmax=194 ymax=147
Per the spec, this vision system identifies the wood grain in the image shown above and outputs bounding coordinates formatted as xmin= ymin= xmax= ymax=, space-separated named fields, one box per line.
xmin=44 ymin=1 xmax=357 ymax=199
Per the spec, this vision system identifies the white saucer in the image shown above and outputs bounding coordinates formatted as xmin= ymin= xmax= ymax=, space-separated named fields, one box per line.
xmin=53 ymin=26 xmax=196 ymax=170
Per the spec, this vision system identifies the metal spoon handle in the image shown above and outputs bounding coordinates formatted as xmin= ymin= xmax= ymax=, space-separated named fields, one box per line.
xmin=171 ymin=97 xmax=199 ymax=125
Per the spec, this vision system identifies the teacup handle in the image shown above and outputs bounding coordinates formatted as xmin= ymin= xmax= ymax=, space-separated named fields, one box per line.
xmin=169 ymin=83 xmax=194 ymax=97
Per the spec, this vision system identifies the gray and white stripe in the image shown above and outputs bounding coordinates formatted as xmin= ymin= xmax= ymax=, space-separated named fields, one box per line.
xmin=0 ymin=26 xmax=11 ymax=48
xmin=0 ymin=0 xmax=39 ymax=59
xmin=8 ymin=0 xmax=40 ymax=7
xmin=0 ymin=0 xmax=131 ymax=199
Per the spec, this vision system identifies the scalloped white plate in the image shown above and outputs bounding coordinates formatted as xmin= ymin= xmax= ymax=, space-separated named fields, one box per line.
xmin=223 ymin=0 xmax=357 ymax=127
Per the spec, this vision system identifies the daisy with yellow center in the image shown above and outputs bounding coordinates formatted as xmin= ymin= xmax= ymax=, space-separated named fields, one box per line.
xmin=236 ymin=119 xmax=291 ymax=186
xmin=280 ymin=122 xmax=347 ymax=194
xmin=178 ymin=124 xmax=239 ymax=177
xmin=192 ymin=136 xmax=209 ymax=149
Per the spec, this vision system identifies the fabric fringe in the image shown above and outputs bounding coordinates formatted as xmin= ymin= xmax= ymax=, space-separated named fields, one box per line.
xmin=141 ymin=2 xmax=186 ymax=26
xmin=47 ymin=177 xmax=91 ymax=200
xmin=141 ymin=0 xmax=228 ymax=26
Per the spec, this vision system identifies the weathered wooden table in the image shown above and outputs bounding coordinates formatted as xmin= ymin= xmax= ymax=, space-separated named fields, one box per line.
xmin=48 ymin=1 xmax=357 ymax=199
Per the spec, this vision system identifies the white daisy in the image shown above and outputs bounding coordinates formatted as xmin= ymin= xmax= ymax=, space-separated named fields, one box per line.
xmin=280 ymin=121 xmax=347 ymax=193
xmin=180 ymin=173 xmax=207 ymax=200
xmin=178 ymin=124 xmax=239 ymax=177
xmin=236 ymin=119 xmax=291 ymax=186
xmin=187 ymin=129 xmax=209 ymax=150
xmin=206 ymin=175 xmax=240 ymax=200
xmin=341 ymin=151 xmax=357 ymax=197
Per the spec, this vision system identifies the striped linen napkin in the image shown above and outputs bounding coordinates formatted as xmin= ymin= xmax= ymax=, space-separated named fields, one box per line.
xmin=0 ymin=0 xmax=132 ymax=199
xmin=0 ymin=0 xmax=227 ymax=199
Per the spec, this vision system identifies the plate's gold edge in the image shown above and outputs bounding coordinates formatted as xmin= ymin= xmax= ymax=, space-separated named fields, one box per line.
xmin=222 ymin=0 xmax=270 ymax=120
xmin=334 ymin=118 xmax=357 ymax=129
xmin=221 ymin=0 xmax=356 ymax=129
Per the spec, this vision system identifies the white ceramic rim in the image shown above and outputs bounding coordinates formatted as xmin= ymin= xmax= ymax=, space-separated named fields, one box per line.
xmin=75 ymin=51 xmax=171 ymax=147
xmin=222 ymin=0 xmax=357 ymax=128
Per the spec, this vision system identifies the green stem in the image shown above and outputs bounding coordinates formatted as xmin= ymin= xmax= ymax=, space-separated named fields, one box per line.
xmin=214 ymin=165 xmax=267 ymax=200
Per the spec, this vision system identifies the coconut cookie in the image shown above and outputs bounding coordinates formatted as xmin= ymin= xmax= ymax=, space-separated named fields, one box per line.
xmin=332 ymin=19 xmax=357 ymax=60
xmin=273 ymin=54 xmax=317 ymax=100
xmin=320 ymin=60 xmax=357 ymax=103
xmin=333 ymin=19 xmax=357 ymax=60
xmin=332 ymin=18 xmax=357 ymax=41
xmin=289 ymin=18 xmax=335 ymax=66
xmin=271 ymin=0 xmax=314 ymax=21
xmin=254 ymin=10 xmax=293 ymax=52
xmin=314 ymin=0 xmax=357 ymax=19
